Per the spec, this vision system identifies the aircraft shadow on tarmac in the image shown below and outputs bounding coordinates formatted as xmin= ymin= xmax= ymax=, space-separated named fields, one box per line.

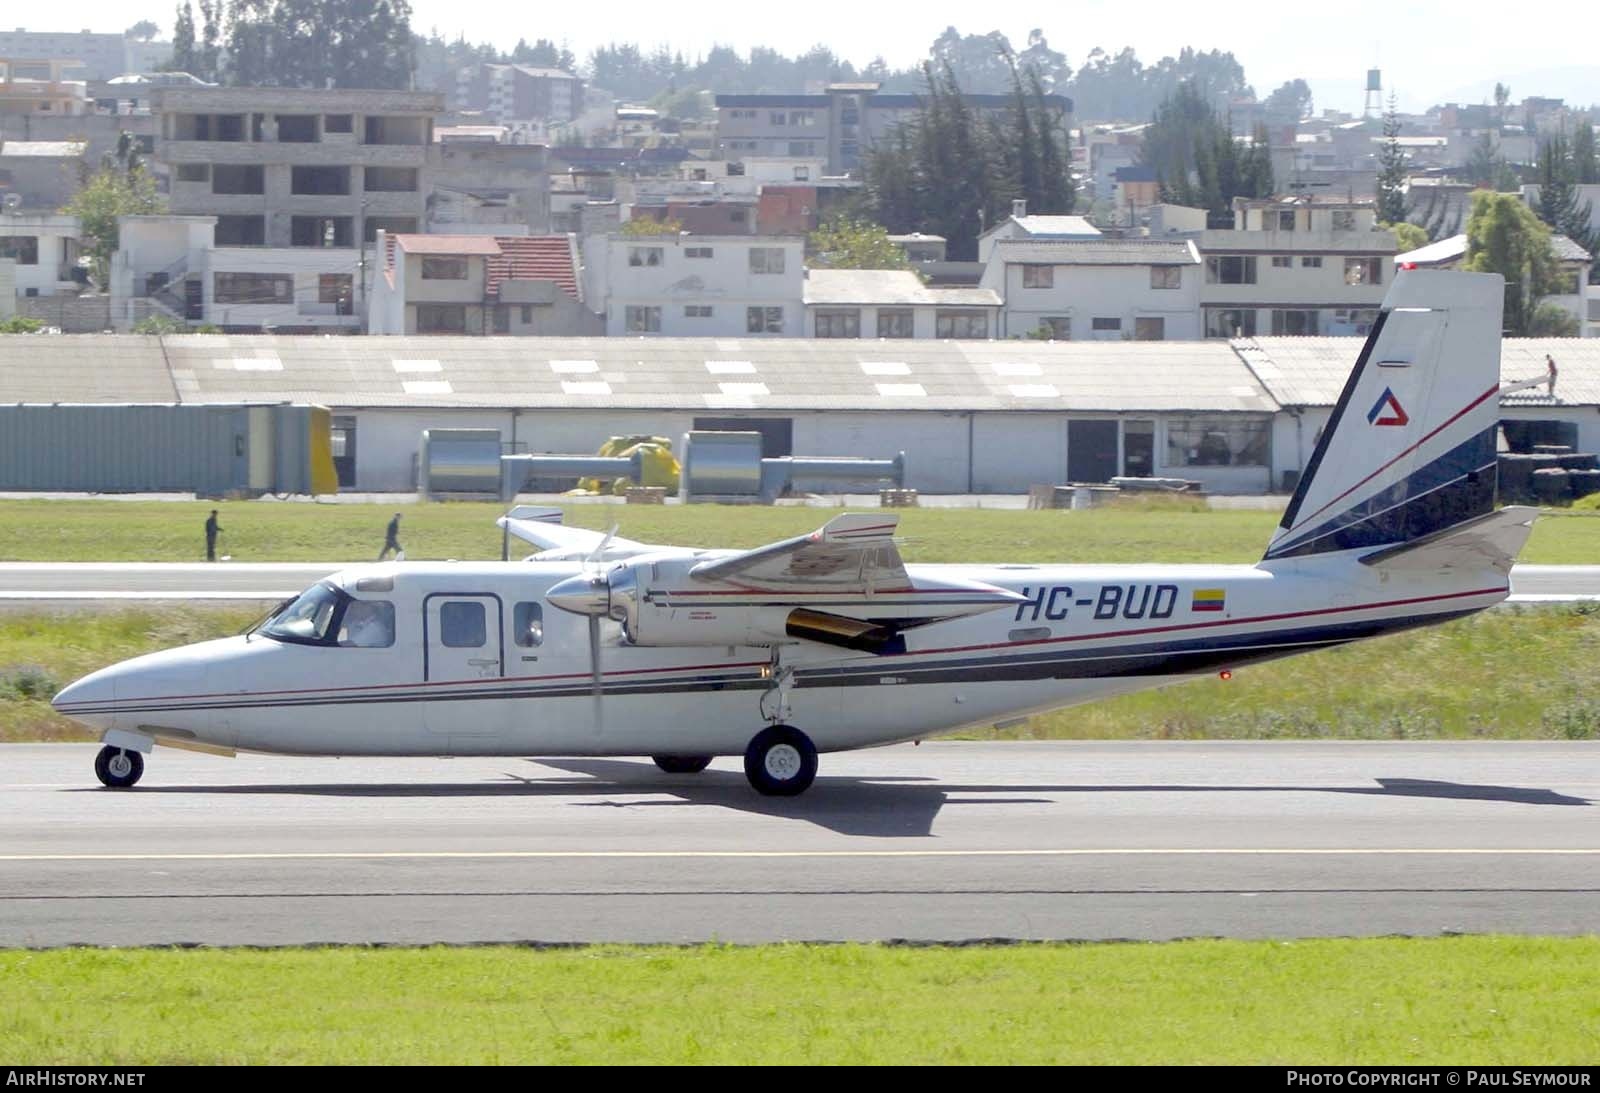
xmin=101 ymin=763 xmax=1589 ymax=839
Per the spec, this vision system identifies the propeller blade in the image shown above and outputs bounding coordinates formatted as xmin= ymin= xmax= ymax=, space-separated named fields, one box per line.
xmin=588 ymin=614 xmax=603 ymax=733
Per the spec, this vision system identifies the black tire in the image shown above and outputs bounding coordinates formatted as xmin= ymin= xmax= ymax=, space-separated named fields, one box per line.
xmin=652 ymin=755 xmax=713 ymax=774
xmin=743 ymin=725 xmax=818 ymax=797
xmin=94 ymin=746 xmax=144 ymax=789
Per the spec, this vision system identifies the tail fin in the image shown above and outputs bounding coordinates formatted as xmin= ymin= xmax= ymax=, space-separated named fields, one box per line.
xmin=1263 ymin=269 xmax=1505 ymax=563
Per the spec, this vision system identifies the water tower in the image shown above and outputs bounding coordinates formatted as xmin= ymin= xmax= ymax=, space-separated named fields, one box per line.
xmin=1364 ymin=68 xmax=1383 ymax=117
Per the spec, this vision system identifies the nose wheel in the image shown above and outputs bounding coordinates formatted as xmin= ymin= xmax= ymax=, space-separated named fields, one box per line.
xmin=94 ymin=746 xmax=144 ymax=789
xmin=744 ymin=725 xmax=817 ymax=797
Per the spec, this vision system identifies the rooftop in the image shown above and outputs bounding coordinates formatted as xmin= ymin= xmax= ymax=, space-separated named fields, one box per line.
xmin=0 ymin=140 xmax=86 ymax=157
xmin=803 ymin=269 xmax=1000 ymax=308
xmin=991 ymin=238 xmax=1201 ymax=266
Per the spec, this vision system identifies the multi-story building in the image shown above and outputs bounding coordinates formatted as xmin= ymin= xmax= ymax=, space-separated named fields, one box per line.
xmin=153 ymin=86 xmax=442 ymax=248
xmin=0 ymin=29 xmax=170 ymax=81
xmin=0 ymin=139 xmax=87 ymax=211
xmin=427 ymin=139 xmax=551 ymax=235
xmin=716 ymin=83 xmax=1072 ymax=175
xmin=804 ymin=268 xmax=1001 ymax=340
xmin=0 ymin=58 xmax=87 ymax=116
xmin=0 ymin=212 xmax=82 ymax=299
xmin=979 ymin=237 xmax=1202 ymax=341
xmin=1198 ymin=196 xmax=1398 ymax=337
xmin=598 ymin=233 xmax=804 ymax=337
xmin=368 ymin=231 xmax=594 ymax=336
xmin=454 ymin=64 xmax=584 ymax=126
xmin=976 ymin=201 xmax=1102 ymax=263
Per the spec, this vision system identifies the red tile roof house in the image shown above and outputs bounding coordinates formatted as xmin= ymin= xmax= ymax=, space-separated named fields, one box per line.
xmin=369 ymin=231 xmax=599 ymax=335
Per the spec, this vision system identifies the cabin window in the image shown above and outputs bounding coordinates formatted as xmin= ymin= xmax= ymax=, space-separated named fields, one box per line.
xmin=440 ymin=601 xmax=486 ymax=647
xmin=338 ymin=600 xmax=394 ymax=648
xmin=514 ymin=602 xmax=544 ymax=647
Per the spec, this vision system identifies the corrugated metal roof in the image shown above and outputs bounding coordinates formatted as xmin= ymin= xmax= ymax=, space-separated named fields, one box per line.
xmin=992 ymin=238 xmax=1200 ymax=266
xmin=1551 ymin=234 xmax=1593 ymax=263
xmin=1013 ymin=215 xmax=1101 ymax=237
xmin=0 ymin=335 xmax=1270 ymax=414
xmin=1242 ymin=336 xmax=1600 ymax=408
xmin=0 ymin=140 xmax=87 ymax=158
xmin=0 ymin=337 xmax=178 ymax=403
xmin=803 ymin=269 xmax=1000 ymax=307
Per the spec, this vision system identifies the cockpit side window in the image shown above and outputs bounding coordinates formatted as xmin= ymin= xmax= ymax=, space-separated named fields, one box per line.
xmin=260 ymin=582 xmax=347 ymax=646
xmin=338 ymin=600 xmax=396 ymax=648
xmin=513 ymin=602 xmax=543 ymax=647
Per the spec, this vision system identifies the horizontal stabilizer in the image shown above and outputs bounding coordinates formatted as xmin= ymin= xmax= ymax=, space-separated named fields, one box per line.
xmin=1359 ymin=505 xmax=1538 ymax=574
xmin=496 ymin=506 xmax=657 ymax=561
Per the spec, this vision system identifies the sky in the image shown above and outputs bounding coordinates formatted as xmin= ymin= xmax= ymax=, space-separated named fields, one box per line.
xmin=38 ymin=1 xmax=1600 ymax=113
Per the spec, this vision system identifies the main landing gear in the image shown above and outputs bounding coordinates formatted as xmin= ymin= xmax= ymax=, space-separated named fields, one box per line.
xmin=743 ymin=724 xmax=818 ymax=797
xmin=94 ymin=745 xmax=144 ymax=789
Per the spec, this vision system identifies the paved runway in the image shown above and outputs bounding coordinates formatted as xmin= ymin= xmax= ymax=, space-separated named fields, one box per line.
xmin=2 ymin=742 xmax=1595 ymax=947
xmin=2 ymin=563 xmax=1598 ymax=604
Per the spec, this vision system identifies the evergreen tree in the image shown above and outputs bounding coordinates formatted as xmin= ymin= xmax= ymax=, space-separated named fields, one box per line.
xmin=169 ymin=2 xmax=198 ymax=75
xmin=1144 ymin=84 xmax=1270 ymax=226
xmin=1534 ymin=135 xmax=1598 ymax=257
xmin=1574 ymin=119 xmax=1599 ymax=184
xmin=1376 ymin=96 xmax=1408 ymax=225
xmin=1030 ymin=68 xmax=1074 ymax=214
xmin=196 ymin=0 xmax=222 ymax=83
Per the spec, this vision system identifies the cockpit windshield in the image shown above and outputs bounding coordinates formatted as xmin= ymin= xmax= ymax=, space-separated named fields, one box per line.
xmin=260 ymin=582 xmax=347 ymax=646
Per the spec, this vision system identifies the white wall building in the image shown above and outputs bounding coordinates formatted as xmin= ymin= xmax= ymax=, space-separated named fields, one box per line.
xmin=600 ymin=233 xmax=804 ymax=337
xmin=0 ymin=213 xmax=82 ymax=299
xmin=1199 ymin=197 xmax=1398 ymax=337
xmin=979 ymin=238 xmax=1202 ymax=341
xmin=803 ymin=269 xmax=1001 ymax=340
xmin=976 ymin=202 xmax=1101 ymax=263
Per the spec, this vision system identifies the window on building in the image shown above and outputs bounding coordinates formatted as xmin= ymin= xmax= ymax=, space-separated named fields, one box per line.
xmin=440 ymin=601 xmax=486 ymax=647
xmin=1090 ymin=317 xmax=1123 ymax=339
xmin=1330 ymin=210 xmax=1357 ymax=231
xmin=814 ymin=309 xmax=860 ymax=338
xmin=319 ymin=273 xmax=353 ymax=316
xmin=770 ymin=111 xmax=787 ymax=126
xmin=750 ymin=247 xmax=786 ymax=274
xmin=493 ymin=306 xmax=511 ymax=334
xmin=324 ymin=114 xmax=353 ymax=133
xmin=176 ymin=163 xmax=209 ymax=183
xmin=625 ymin=305 xmax=661 ymax=333
xmin=1134 ymin=317 xmax=1165 ymax=341
xmin=730 ymin=209 xmax=748 ymax=225
xmin=793 ymin=166 xmax=810 ymax=181
xmin=276 ymin=114 xmax=318 ymax=142
xmin=1205 ymin=308 xmax=1257 ymax=338
xmin=417 ymin=304 xmax=467 ymax=333
xmin=685 ymin=246 xmax=714 ymax=259
xmin=684 ymin=305 xmax=713 ymax=318
xmin=1166 ymin=416 xmax=1269 ymax=467
xmin=513 ymin=602 xmax=544 ymax=647
xmin=1271 ymin=256 xmax=1294 ymax=268
xmin=214 ymin=216 xmax=266 ymax=246
xmin=363 ymin=166 xmax=418 ymax=193
xmin=1344 ymin=257 xmax=1382 ymax=286
xmin=0 ymin=236 xmax=39 ymax=265
xmin=1038 ymin=316 xmax=1071 ymax=339
xmin=290 ymin=216 xmax=353 ymax=248
xmin=521 ymin=305 xmax=533 ymax=324
xmin=421 ymin=256 xmax=469 ymax=280
xmin=1275 ymin=210 xmax=1296 ymax=231
xmin=787 ymin=141 xmax=814 ymax=157
xmin=840 ymin=105 xmax=860 ymax=125
xmin=935 ymin=311 xmax=988 ymax=339
xmin=212 ymin=164 xmax=264 ymax=194
xmin=1271 ymin=309 xmax=1319 ymax=335
xmin=214 ymin=272 xmax=292 ymax=304
xmin=877 ymin=309 xmax=914 ymax=338
xmin=628 ymin=246 xmax=663 ymax=267
xmin=1022 ymin=265 xmax=1054 ymax=289
xmin=364 ymin=217 xmax=418 ymax=243
xmin=1331 ymin=308 xmax=1379 ymax=334
xmin=747 ymin=306 xmax=785 ymax=333
xmin=793 ymin=111 xmax=816 ymax=127
xmin=1301 ymin=256 xmax=1323 ymax=268
xmin=291 ymin=166 xmax=350 ymax=195
xmin=1206 ymin=255 xmax=1257 ymax=284
xmin=1150 ymin=266 xmax=1182 ymax=289
xmin=1559 ymin=271 xmax=1582 ymax=295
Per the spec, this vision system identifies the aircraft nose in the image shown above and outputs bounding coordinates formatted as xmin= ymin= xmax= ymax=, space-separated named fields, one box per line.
xmin=51 ymin=667 xmax=119 ymax=730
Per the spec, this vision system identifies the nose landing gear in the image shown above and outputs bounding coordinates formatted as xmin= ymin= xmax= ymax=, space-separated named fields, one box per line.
xmin=94 ymin=746 xmax=144 ymax=789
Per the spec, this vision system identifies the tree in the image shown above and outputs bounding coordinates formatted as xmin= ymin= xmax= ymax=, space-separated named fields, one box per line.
xmin=619 ymin=216 xmax=683 ymax=236
xmin=168 ymin=3 xmax=198 ymax=74
xmin=1528 ymin=302 xmax=1580 ymax=337
xmin=1464 ymin=131 xmax=1518 ymax=191
xmin=126 ymin=20 xmax=162 ymax=41
xmin=0 ymin=317 xmax=46 ymax=334
xmin=1390 ymin=221 xmax=1430 ymax=253
xmin=1376 ymin=95 xmax=1408 ymax=225
xmin=1144 ymin=84 xmax=1271 ymax=225
xmin=1464 ymin=190 xmax=1563 ymax=336
xmin=1574 ymin=120 xmax=1599 ymax=185
xmin=807 ymin=216 xmax=911 ymax=270
xmin=60 ymin=167 xmax=164 ymax=288
xmin=1262 ymin=79 xmax=1313 ymax=125
xmin=1533 ymin=135 xmax=1598 ymax=257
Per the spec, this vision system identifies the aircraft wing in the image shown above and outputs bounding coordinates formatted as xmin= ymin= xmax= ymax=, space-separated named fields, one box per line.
xmin=496 ymin=506 xmax=658 ymax=562
xmin=688 ymin=513 xmax=909 ymax=591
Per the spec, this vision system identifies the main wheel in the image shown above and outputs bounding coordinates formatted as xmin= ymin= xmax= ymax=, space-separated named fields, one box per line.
xmin=652 ymin=755 xmax=712 ymax=774
xmin=743 ymin=725 xmax=817 ymax=797
xmin=94 ymin=746 xmax=144 ymax=789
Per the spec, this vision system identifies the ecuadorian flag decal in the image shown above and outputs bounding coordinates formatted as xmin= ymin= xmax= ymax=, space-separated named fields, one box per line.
xmin=1192 ymin=588 xmax=1226 ymax=613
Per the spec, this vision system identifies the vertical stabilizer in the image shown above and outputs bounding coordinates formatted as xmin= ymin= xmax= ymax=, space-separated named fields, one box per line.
xmin=1264 ymin=269 xmax=1505 ymax=562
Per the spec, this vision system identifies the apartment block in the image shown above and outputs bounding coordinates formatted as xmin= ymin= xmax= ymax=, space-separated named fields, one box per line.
xmin=0 ymin=29 xmax=171 ymax=81
xmin=0 ymin=212 xmax=82 ymax=298
xmin=0 ymin=58 xmax=87 ymax=116
xmin=153 ymin=86 xmax=443 ymax=249
xmin=454 ymin=64 xmax=584 ymax=125
xmin=600 ymin=233 xmax=804 ymax=337
xmin=804 ymin=268 xmax=1001 ymax=340
xmin=979 ymin=237 xmax=1202 ymax=341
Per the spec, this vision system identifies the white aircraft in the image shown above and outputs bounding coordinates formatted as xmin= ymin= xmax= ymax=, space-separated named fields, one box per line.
xmin=54 ymin=270 xmax=1535 ymax=797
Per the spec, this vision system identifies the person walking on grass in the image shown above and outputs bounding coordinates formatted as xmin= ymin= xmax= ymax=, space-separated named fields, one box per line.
xmin=378 ymin=512 xmax=404 ymax=561
xmin=204 ymin=509 xmax=222 ymax=562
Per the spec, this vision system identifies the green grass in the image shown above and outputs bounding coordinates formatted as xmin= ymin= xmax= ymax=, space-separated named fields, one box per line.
xmin=2 ymin=938 xmax=1597 ymax=1064
xmin=0 ymin=497 xmax=1595 ymax=564
xmin=8 ymin=603 xmax=1600 ymax=743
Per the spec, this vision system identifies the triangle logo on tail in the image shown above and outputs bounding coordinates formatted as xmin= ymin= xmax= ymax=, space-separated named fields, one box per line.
xmin=1366 ymin=387 xmax=1410 ymax=427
